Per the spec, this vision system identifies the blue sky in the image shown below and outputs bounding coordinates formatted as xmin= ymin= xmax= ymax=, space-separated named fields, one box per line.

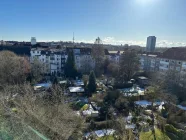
xmin=1 ymin=0 xmax=186 ymax=47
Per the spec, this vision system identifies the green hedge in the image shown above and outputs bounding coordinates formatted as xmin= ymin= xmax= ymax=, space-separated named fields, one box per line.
xmin=113 ymin=83 xmax=133 ymax=89
xmin=165 ymin=124 xmax=186 ymax=139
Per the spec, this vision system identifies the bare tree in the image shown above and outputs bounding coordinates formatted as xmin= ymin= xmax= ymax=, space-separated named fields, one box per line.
xmin=79 ymin=57 xmax=94 ymax=74
xmin=119 ymin=50 xmax=140 ymax=82
xmin=0 ymin=51 xmax=30 ymax=86
xmin=31 ymin=58 xmax=45 ymax=83
xmin=113 ymin=117 xmax=135 ymax=140
xmin=0 ymin=84 xmax=83 ymax=140
xmin=91 ymin=37 xmax=105 ymax=76
xmin=107 ymin=63 xmax=119 ymax=77
xmin=163 ymin=70 xmax=186 ymax=102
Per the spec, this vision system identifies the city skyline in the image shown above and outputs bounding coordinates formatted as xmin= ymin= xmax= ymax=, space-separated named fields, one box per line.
xmin=1 ymin=0 xmax=186 ymax=47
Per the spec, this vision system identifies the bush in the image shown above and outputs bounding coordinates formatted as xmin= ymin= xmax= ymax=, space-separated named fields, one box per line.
xmin=132 ymin=116 xmax=138 ymax=123
xmin=94 ymin=120 xmax=113 ymax=130
xmin=180 ymin=101 xmax=186 ymax=106
xmin=165 ymin=124 xmax=186 ymax=139
xmin=104 ymin=90 xmax=121 ymax=105
xmin=113 ymin=83 xmax=133 ymax=89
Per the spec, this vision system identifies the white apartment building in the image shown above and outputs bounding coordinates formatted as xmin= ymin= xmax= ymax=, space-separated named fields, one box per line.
xmin=140 ymin=54 xmax=159 ymax=72
xmin=140 ymin=47 xmax=186 ymax=74
xmin=106 ymin=51 xmax=124 ymax=64
xmin=30 ymin=48 xmax=67 ymax=75
xmin=30 ymin=47 xmax=126 ymax=76
xmin=30 ymin=47 xmax=95 ymax=75
xmin=67 ymin=48 xmax=95 ymax=70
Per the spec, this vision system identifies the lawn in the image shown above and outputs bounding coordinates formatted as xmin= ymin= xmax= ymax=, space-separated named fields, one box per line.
xmin=140 ymin=129 xmax=170 ymax=140
xmin=97 ymin=136 xmax=115 ymax=140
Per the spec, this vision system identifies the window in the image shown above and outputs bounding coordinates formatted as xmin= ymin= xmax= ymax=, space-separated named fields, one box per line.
xmin=32 ymin=51 xmax=35 ymax=53
xmin=170 ymin=66 xmax=174 ymax=69
xmin=178 ymin=61 xmax=181 ymax=65
xmin=43 ymin=59 xmax=44 ymax=61
xmin=176 ymin=67 xmax=181 ymax=71
xmin=37 ymin=51 xmax=39 ymax=53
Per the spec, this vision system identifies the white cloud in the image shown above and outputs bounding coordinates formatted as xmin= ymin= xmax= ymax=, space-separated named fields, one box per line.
xmin=40 ymin=37 xmax=186 ymax=47
xmin=102 ymin=37 xmax=186 ymax=47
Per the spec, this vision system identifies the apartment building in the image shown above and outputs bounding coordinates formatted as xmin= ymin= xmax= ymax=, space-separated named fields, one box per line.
xmin=140 ymin=54 xmax=159 ymax=72
xmin=105 ymin=51 xmax=124 ymax=64
xmin=66 ymin=47 xmax=95 ymax=70
xmin=30 ymin=47 xmax=126 ymax=75
xmin=30 ymin=48 xmax=67 ymax=75
xmin=140 ymin=47 xmax=186 ymax=74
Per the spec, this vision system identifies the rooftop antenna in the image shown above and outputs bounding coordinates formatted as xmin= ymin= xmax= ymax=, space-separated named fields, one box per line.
xmin=73 ymin=32 xmax=75 ymax=44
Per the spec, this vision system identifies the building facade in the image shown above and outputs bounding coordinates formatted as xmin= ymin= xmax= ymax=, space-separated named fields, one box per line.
xmin=31 ymin=37 xmax=37 ymax=45
xmin=66 ymin=47 xmax=95 ymax=70
xmin=140 ymin=47 xmax=186 ymax=74
xmin=30 ymin=48 xmax=67 ymax=75
xmin=146 ymin=36 xmax=156 ymax=52
xmin=30 ymin=47 xmax=123 ymax=76
xmin=106 ymin=51 xmax=124 ymax=64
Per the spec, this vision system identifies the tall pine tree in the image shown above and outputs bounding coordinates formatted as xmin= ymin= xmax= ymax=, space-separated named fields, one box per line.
xmin=88 ymin=71 xmax=96 ymax=93
xmin=64 ymin=50 xmax=78 ymax=78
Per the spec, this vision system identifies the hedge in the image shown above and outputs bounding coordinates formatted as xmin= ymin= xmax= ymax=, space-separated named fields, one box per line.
xmin=165 ymin=124 xmax=186 ymax=139
xmin=113 ymin=83 xmax=133 ymax=89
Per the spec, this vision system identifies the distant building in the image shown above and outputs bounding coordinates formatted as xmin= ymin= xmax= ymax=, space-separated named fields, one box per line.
xmin=0 ymin=40 xmax=6 ymax=45
xmin=30 ymin=48 xmax=67 ymax=75
xmin=31 ymin=37 xmax=37 ymax=45
xmin=105 ymin=50 xmax=124 ymax=64
xmin=0 ymin=46 xmax=30 ymax=56
xmin=139 ymin=47 xmax=186 ymax=74
xmin=146 ymin=36 xmax=156 ymax=52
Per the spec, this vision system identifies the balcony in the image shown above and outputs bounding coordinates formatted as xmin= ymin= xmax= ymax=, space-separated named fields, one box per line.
xmin=160 ymin=61 xmax=169 ymax=65
xmin=159 ymin=66 xmax=169 ymax=71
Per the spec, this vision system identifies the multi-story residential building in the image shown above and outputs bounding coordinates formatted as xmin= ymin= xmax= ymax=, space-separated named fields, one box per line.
xmin=30 ymin=48 xmax=67 ymax=75
xmin=30 ymin=47 xmax=125 ymax=76
xmin=66 ymin=47 xmax=95 ymax=70
xmin=140 ymin=54 xmax=159 ymax=72
xmin=146 ymin=36 xmax=156 ymax=52
xmin=105 ymin=51 xmax=124 ymax=64
xmin=140 ymin=47 xmax=186 ymax=74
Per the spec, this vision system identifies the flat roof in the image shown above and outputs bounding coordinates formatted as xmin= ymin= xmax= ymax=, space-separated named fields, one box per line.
xmin=138 ymin=76 xmax=148 ymax=80
xmin=69 ymin=87 xmax=85 ymax=93
xmin=74 ymin=80 xmax=84 ymax=86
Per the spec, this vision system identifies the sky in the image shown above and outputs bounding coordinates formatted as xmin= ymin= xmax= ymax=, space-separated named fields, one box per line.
xmin=0 ymin=0 xmax=186 ymax=47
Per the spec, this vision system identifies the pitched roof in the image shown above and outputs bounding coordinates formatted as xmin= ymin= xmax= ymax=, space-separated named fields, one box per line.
xmin=159 ymin=47 xmax=186 ymax=61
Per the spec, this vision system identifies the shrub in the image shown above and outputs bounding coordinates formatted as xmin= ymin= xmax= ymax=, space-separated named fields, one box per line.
xmin=113 ymin=83 xmax=133 ymax=89
xmin=132 ymin=116 xmax=138 ymax=123
xmin=165 ymin=124 xmax=186 ymax=139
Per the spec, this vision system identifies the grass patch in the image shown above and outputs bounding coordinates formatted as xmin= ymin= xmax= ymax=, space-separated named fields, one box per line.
xmin=140 ymin=129 xmax=170 ymax=140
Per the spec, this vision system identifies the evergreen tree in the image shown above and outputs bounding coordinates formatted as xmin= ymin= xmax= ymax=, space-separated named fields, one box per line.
xmin=64 ymin=50 xmax=78 ymax=78
xmin=53 ymin=76 xmax=59 ymax=85
xmin=88 ymin=71 xmax=96 ymax=93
